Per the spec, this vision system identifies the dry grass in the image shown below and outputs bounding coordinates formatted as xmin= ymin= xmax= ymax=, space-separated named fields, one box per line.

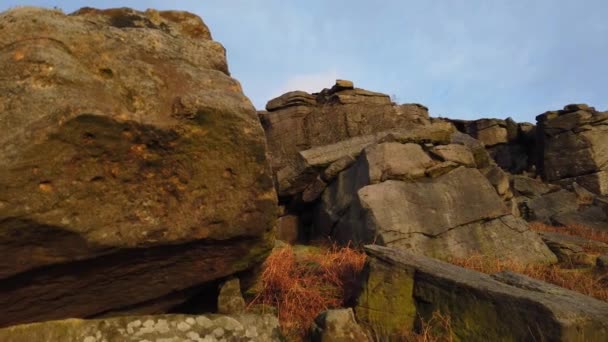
xmin=247 ymin=244 xmax=366 ymax=339
xmin=529 ymin=222 xmax=608 ymax=249
xmin=448 ymin=254 xmax=608 ymax=302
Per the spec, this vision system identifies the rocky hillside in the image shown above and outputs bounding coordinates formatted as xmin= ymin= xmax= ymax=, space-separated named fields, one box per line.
xmin=0 ymin=6 xmax=607 ymax=342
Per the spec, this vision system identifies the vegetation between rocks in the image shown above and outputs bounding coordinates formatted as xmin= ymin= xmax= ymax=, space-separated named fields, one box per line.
xmin=449 ymin=254 xmax=608 ymax=302
xmin=247 ymin=244 xmax=366 ymax=339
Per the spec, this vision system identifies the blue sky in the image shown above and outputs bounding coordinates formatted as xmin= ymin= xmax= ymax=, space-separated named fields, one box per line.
xmin=2 ymin=1 xmax=607 ymax=122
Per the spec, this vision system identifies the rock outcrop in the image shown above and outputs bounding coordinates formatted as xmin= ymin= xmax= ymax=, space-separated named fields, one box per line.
xmin=259 ymin=80 xmax=432 ymax=196
xmin=261 ymin=82 xmax=555 ymax=263
xmin=0 ymin=7 xmax=276 ymax=327
xmin=537 ymin=104 xmax=608 ymax=195
xmin=450 ymin=117 xmax=535 ymax=174
xmin=0 ymin=314 xmax=282 ymax=342
xmin=357 ymin=245 xmax=608 ymax=341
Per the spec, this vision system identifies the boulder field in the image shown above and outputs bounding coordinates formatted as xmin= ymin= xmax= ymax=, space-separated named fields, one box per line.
xmin=1 ymin=6 xmax=608 ymax=342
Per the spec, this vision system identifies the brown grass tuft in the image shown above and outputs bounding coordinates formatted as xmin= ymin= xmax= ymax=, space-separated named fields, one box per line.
xmin=248 ymin=244 xmax=366 ymax=339
xmin=448 ymin=254 xmax=608 ymax=302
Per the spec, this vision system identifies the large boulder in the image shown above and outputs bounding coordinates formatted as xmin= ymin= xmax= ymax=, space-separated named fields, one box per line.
xmin=357 ymin=245 xmax=608 ymax=341
xmin=313 ymin=132 xmax=555 ymax=264
xmin=330 ymin=167 xmax=555 ymax=264
xmin=537 ymin=104 xmax=608 ymax=194
xmin=0 ymin=7 xmax=276 ymax=327
xmin=0 ymin=314 xmax=282 ymax=342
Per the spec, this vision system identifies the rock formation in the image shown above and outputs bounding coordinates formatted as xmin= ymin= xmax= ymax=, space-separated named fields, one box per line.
xmin=537 ymin=104 xmax=608 ymax=195
xmin=0 ymin=7 xmax=276 ymax=327
xmin=1 ymin=5 xmax=608 ymax=342
xmin=358 ymin=245 xmax=608 ymax=341
xmin=263 ymin=81 xmax=555 ymax=264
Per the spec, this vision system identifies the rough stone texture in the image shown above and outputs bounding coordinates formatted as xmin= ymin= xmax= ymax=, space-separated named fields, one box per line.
xmin=259 ymin=80 xmax=436 ymax=189
xmin=482 ymin=165 xmax=511 ymax=198
xmin=552 ymin=206 xmax=608 ymax=232
xmin=310 ymin=308 xmax=370 ymax=342
xmin=0 ymin=7 xmax=277 ymax=327
xmin=354 ymin=255 xmax=415 ymax=338
xmin=537 ymin=104 xmax=608 ymax=194
xmin=363 ymin=245 xmax=608 ymax=342
xmin=450 ymin=117 xmax=538 ymax=174
xmin=360 ymin=143 xmax=435 ymax=183
xmin=330 ymin=167 xmax=556 ymax=264
xmin=450 ymin=131 xmax=493 ymax=169
xmin=275 ymin=215 xmax=300 ymax=244
xmin=451 ymin=118 xmax=509 ymax=147
xmin=217 ymin=278 xmax=246 ymax=315
xmin=321 ymin=155 xmax=356 ymax=182
xmin=539 ymin=231 xmax=606 ymax=266
xmin=276 ymin=122 xmax=453 ymax=196
xmin=430 ymin=144 xmax=476 ymax=167
xmin=525 ymin=190 xmax=578 ymax=223
xmin=0 ymin=314 xmax=282 ymax=342
xmin=511 ymin=175 xmax=555 ymax=198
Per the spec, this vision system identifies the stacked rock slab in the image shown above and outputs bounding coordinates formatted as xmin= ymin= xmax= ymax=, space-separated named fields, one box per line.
xmin=450 ymin=117 xmax=536 ymax=174
xmin=259 ymin=80 xmax=431 ymax=197
xmin=0 ymin=7 xmax=276 ymax=327
xmin=357 ymin=245 xmax=608 ymax=341
xmin=537 ymin=104 xmax=608 ymax=195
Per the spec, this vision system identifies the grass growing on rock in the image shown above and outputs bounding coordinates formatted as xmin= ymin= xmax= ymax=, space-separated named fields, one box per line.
xmin=448 ymin=254 xmax=608 ymax=302
xmin=247 ymin=244 xmax=366 ymax=339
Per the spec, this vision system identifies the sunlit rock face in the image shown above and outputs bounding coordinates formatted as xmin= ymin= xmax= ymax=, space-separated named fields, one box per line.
xmin=537 ymin=104 xmax=608 ymax=195
xmin=0 ymin=7 xmax=277 ymax=327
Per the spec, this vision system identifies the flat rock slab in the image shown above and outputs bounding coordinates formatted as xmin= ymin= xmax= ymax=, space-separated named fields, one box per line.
xmin=360 ymin=245 xmax=608 ymax=341
xmin=0 ymin=314 xmax=282 ymax=342
xmin=277 ymin=122 xmax=453 ymax=196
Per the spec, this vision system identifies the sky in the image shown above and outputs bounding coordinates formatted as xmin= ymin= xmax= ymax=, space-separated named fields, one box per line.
xmin=1 ymin=1 xmax=607 ymax=122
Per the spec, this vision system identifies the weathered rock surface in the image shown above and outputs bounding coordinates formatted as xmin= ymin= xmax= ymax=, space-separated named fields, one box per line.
xmin=358 ymin=245 xmax=608 ymax=341
xmin=260 ymin=80 xmax=434 ymax=189
xmin=310 ymin=308 xmax=370 ymax=342
xmin=276 ymin=122 xmax=453 ymax=196
xmin=275 ymin=214 xmax=300 ymax=244
xmin=0 ymin=314 xmax=282 ymax=342
xmin=331 ymin=168 xmax=555 ymax=264
xmin=217 ymin=278 xmax=246 ymax=315
xmin=539 ymin=231 xmax=607 ymax=265
xmin=0 ymin=7 xmax=276 ymax=327
xmin=450 ymin=118 xmax=536 ymax=174
xmin=430 ymin=144 xmax=476 ymax=167
xmin=537 ymin=104 xmax=608 ymax=194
